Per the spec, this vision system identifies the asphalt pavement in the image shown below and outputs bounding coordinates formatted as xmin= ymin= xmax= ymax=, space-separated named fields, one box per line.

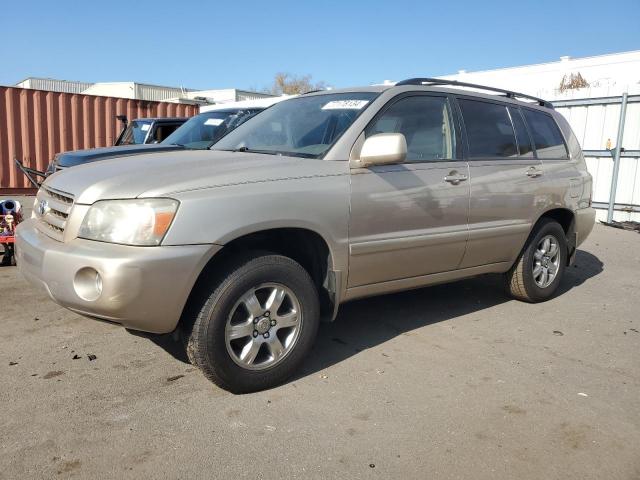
xmin=0 ymin=223 xmax=638 ymax=479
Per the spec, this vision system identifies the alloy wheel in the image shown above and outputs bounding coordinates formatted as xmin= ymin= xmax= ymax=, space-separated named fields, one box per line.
xmin=224 ymin=283 xmax=302 ymax=370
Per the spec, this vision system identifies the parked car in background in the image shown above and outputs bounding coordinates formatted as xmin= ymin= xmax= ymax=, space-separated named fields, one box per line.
xmin=43 ymin=102 xmax=279 ymax=175
xmin=115 ymin=117 xmax=187 ymax=146
xmin=17 ymin=79 xmax=595 ymax=393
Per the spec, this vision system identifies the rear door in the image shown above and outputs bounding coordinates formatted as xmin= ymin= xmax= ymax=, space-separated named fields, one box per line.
xmin=456 ymin=97 xmax=543 ymax=268
xmin=521 ymin=107 xmax=578 ymax=204
xmin=348 ymin=93 xmax=470 ymax=287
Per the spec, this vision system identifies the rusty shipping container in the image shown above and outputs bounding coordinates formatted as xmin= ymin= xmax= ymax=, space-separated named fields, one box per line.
xmin=0 ymin=86 xmax=199 ymax=194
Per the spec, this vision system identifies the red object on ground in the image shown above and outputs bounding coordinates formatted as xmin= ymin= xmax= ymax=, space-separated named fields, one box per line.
xmin=1 ymin=211 xmax=21 ymax=265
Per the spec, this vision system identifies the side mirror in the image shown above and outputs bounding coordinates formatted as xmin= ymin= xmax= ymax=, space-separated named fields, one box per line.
xmin=353 ymin=133 xmax=407 ymax=168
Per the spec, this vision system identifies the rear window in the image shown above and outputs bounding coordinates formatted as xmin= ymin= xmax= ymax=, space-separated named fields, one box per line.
xmin=458 ymin=99 xmax=517 ymax=158
xmin=118 ymin=120 xmax=152 ymax=145
xmin=522 ymin=109 xmax=569 ymax=159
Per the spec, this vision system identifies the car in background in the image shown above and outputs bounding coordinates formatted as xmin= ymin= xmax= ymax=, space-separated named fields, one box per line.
xmin=115 ymin=117 xmax=187 ymax=146
xmin=43 ymin=100 xmax=284 ymax=175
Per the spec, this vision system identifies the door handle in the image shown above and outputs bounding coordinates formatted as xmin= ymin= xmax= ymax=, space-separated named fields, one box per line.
xmin=526 ymin=167 xmax=543 ymax=178
xmin=444 ymin=173 xmax=468 ymax=185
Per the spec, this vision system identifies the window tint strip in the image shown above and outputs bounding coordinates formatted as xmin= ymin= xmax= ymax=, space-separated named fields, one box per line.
xmin=508 ymin=107 xmax=534 ymax=157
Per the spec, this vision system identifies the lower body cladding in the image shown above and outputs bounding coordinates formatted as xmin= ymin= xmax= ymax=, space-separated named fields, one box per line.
xmin=16 ymin=218 xmax=218 ymax=333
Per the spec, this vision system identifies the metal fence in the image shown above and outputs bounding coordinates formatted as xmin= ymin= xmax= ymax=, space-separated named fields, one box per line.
xmin=553 ymin=94 xmax=640 ymax=222
xmin=0 ymin=86 xmax=199 ymax=194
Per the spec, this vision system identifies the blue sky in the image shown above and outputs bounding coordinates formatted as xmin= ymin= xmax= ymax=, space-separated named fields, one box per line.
xmin=1 ymin=0 xmax=638 ymax=91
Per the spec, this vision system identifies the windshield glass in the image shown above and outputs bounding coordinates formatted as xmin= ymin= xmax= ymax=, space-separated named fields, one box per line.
xmin=118 ymin=120 xmax=152 ymax=145
xmin=213 ymin=92 xmax=378 ymax=158
xmin=162 ymin=109 xmax=262 ymax=149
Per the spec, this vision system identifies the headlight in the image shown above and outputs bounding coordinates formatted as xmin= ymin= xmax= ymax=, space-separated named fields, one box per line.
xmin=78 ymin=198 xmax=179 ymax=246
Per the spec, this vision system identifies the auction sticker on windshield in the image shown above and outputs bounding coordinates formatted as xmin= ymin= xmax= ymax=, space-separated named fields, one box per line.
xmin=205 ymin=118 xmax=225 ymax=126
xmin=321 ymin=100 xmax=369 ymax=110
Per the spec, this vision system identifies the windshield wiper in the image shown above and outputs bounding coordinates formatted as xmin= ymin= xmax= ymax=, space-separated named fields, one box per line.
xmin=215 ymin=147 xmax=279 ymax=155
xmin=170 ymin=143 xmax=201 ymax=150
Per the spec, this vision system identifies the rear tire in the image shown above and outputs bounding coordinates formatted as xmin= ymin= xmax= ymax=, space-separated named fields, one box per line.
xmin=505 ymin=219 xmax=567 ymax=302
xmin=185 ymin=253 xmax=320 ymax=393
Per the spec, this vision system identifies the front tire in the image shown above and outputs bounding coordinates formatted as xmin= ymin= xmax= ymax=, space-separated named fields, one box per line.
xmin=505 ymin=219 xmax=567 ymax=302
xmin=186 ymin=253 xmax=320 ymax=393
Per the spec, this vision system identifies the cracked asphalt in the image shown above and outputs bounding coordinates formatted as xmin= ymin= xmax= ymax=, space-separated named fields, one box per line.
xmin=1 ymin=223 xmax=639 ymax=479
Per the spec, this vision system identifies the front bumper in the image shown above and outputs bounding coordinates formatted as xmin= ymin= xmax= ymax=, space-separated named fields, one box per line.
xmin=16 ymin=218 xmax=219 ymax=333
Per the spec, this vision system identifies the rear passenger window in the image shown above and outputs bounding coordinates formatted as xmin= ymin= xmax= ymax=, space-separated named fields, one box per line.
xmin=458 ymin=99 xmax=517 ymax=158
xmin=522 ymin=109 xmax=569 ymax=159
xmin=508 ymin=107 xmax=534 ymax=157
xmin=366 ymin=96 xmax=455 ymax=162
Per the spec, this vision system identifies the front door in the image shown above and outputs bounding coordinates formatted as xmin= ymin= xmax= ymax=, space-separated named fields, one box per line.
xmin=348 ymin=94 xmax=470 ymax=288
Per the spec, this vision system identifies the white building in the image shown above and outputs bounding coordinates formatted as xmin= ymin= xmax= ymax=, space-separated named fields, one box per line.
xmin=81 ymin=81 xmax=195 ymax=102
xmin=173 ymin=88 xmax=274 ymax=105
xmin=13 ymin=77 xmax=274 ymax=106
xmin=14 ymin=77 xmax=94 ymax=94
xmin=439 ymin=50 xmax=640 ymax=100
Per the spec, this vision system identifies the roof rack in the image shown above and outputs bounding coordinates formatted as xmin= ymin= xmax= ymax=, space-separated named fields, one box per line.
xmin=395 ymin=77 xmax=553 ymax=108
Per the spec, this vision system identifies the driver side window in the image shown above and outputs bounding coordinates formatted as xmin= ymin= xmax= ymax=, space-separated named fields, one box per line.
xmin=366 ymin=96 xmax=456 ymax=162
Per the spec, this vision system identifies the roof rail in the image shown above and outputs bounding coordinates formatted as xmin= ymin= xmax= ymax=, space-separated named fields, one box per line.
xmin=395 ymin=77 xmax=553 ymax=108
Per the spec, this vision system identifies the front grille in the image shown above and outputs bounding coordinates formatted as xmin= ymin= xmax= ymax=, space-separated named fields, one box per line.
xmin=35 ymin=186 xmax=75 ymax=241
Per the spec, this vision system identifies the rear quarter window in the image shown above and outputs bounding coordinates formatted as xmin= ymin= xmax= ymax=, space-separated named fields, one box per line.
xmin=522 ymin=109 xmax=569 ymax=159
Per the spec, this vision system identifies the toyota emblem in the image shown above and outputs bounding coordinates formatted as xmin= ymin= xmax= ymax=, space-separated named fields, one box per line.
xmin=37 ymin=199 xmax=50 ymax=216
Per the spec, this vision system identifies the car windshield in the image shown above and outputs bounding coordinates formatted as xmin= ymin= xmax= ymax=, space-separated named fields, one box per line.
xmin=117 ymin=120 xmax=152 ymax=145
xmin=163 ymin=109 xmax=262 ymax=149
xmin=212 ymin=92 xmax=378 ymax=158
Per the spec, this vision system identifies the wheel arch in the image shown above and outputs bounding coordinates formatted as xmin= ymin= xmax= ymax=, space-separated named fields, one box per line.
xmin=531 ymin=207 xmax=576 ymax=265
xmin=536 ymin=207 xmax=575 ymax=235
xmin=178 ymin=227 xmax=339 ymax=336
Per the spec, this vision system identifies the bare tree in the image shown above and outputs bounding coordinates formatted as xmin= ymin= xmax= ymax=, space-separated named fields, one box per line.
xmin=559 ymin=72 xmax=590 ymax=92
xmin=268 ymin=73 xmax=327 ymax=95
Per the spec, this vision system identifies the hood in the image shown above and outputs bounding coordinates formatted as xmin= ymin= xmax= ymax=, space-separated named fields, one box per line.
xmin=55 ymin=144 xmax=182 ymax=167
xmin=44 ymin=150 xmax=347 ymax=204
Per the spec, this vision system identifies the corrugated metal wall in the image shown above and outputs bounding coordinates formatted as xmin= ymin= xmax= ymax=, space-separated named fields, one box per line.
xmin=0 ymin=86 xmax=198 ymax=193
xmin=135 ymin=84 xmax=190 ymax=102
xmin=554 ymin=95 xmax=640 ymax=222
xmin=15 ymin=78 xmax=94 ymax=94
xmin=555 ymin=99 xmax=640 ymax=151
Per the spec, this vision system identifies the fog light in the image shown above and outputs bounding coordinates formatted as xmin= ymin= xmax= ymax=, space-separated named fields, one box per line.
xmin=74 ymin=267 xmax=103 ymax=301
